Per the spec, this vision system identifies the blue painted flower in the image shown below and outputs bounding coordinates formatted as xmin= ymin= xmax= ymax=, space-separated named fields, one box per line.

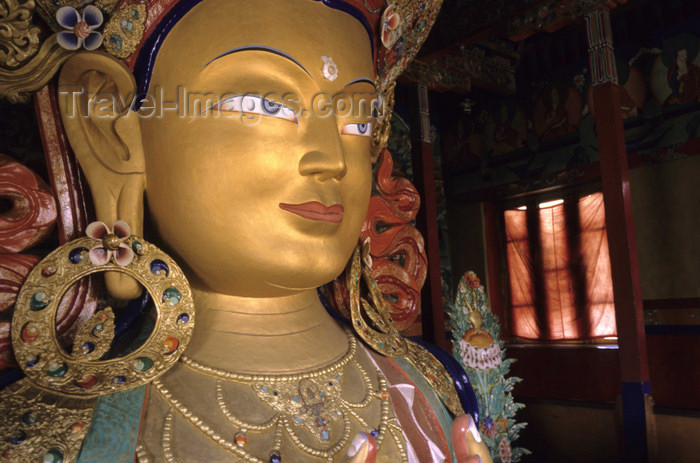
xmin=56 ymin=5 xmax=103 ymax=51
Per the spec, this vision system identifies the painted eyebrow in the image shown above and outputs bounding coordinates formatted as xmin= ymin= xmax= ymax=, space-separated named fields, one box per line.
xmin=344 ymin=77 xmax=376 ymax=88
xmin=204 ymin=45 xmax=311 ymax=77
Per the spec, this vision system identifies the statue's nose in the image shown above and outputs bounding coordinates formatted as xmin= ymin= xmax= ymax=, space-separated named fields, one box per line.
xmin=298 ymin=116 xmax=347 ymax=181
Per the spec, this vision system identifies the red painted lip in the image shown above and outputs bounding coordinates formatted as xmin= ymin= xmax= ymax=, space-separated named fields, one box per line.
xmin=279 ymin=202 xmax=344 ymax=223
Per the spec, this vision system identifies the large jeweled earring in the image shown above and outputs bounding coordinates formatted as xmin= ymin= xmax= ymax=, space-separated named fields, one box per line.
xmin=347 ymin=240 xmax=407 ymax=357
xmin=11 ymin=221 xmax=194 ymax=398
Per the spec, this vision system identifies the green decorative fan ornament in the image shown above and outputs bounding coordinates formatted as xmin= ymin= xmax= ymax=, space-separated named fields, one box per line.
xmin=448 ymin=271 xmax=530 ymax=462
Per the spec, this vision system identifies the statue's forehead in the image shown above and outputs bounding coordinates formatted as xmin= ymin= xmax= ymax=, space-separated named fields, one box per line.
xmin=134 ymin=0 xmax=376 ymax=97
xmin=147 ymin=0 xmax=374 ymax=92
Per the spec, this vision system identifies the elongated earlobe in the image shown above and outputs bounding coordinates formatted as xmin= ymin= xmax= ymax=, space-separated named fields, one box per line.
xmin=59 ymin=52 xmax=146 ymax=299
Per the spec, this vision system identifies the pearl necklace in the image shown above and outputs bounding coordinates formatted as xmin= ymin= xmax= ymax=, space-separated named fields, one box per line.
xmin=152 ymin=329 xmax=408 ymax=462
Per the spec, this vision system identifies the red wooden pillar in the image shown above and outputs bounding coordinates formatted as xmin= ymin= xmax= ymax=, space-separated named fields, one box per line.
xmin=585 ymin=9 xmax=652 ymax=463
xmin=409 ymin=84 xmax=449 ymax=351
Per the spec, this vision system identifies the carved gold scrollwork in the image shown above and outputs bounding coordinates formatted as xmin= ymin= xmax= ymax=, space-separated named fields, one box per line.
xmin=0 ymin=34 xmax=74 ymax=103
xmin=0 ymin=0 xmax=41 ymax=69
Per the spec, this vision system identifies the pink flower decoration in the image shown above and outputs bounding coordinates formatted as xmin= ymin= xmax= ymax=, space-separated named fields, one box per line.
xmin=499 ymin=437 xmax=513 ymax=463
xmin=381 ymin=4 xmax=402 ymax=49
xmin=86 ymin=220 xmax=134 ymax=267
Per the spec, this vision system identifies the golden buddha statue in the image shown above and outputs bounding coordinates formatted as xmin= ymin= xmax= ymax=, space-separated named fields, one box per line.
xmin=0 ymin=0 xmax=492 ymax=461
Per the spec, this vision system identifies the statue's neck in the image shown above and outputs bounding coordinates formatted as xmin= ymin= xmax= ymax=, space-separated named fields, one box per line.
xmin=183 ymin=288 xmax=349 ymax=374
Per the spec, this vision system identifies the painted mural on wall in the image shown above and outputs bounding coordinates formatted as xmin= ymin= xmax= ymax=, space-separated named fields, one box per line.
xmin=441 ymin=26 xmax=700 ymax=198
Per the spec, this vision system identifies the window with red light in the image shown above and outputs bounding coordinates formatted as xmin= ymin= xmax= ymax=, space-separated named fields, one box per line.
xmin=504 ymin=192 xmax=617 ymax=341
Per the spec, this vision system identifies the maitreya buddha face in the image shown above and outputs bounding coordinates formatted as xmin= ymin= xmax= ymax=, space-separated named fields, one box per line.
xmin=138 ymin=0 xmax=377 ymax=296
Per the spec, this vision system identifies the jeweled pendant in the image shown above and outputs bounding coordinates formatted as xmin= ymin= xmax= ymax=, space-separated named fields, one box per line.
xmin=269 ymin=451 xmax=281 ymax=463
xmin=234 ymin=432 xmax=247 ymax=447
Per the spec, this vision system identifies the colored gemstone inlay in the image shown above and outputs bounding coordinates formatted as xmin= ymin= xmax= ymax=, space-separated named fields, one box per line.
xmin=177 ymin=313 xmax=190 ymax=324
xmin=113 ymin=375 xmax=126 ymax=384
xmin=269 ymin=452 xmax=281 ymax=463
xmin=132 ymin=241 xmax=143 ymax=255
xmin=43 ymin=448 xmax=63 ymax=463
xmin=47 ymin=362 xmax=68 ymax=377
xmin=81 ymin=342 xmax=95 ymax=354
xmin=21 ymin=323 xmax=39 ymax=343
xmin=2 ymin=450 xmax=13 ymax=459
xmin=92 ymin=324 xmax=104 ymax=336
xmin=234 ymin=433 xmax=247 ymax=447
xmin=69 ymin=247 xmax=88 ymax=264
xmin=6 ymin=430 xmax=26 ymax=445
xmin=150 ymin=259 xmax=170 ymax=276
xmin=75 ymin=373 xmax=98 ymax=389
xmin=163 ymin=336 xmax=179 ymax=355
xmin=69 ymin=422 xmax=84 ymax=434
xmin=162 ymin=287 xmax=181 ymax=306
xmin=321 ymin=430 xmax=330 ymax=440
xmin=134 ymin=357 xmax=153 ymax=371
xmin=26 ymin=355 xmax=39 ymax=367
xmin=41 ymin=266 xmax=56 ymax=277
xmin=21 ymin=411 xmax=38 ymax=425
xmin=30 ymin=292 xmax=49 ymax=311
xmin=370 ymin=429 xmax=378 ymax=438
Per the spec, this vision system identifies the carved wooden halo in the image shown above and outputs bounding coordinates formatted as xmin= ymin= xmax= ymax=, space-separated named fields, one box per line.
xmin=11 ymin=235 xmax=194 ymax=398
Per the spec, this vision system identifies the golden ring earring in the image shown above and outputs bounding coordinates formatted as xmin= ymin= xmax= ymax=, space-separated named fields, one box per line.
xmin=11 ymin=221 xmax=195 ymax=398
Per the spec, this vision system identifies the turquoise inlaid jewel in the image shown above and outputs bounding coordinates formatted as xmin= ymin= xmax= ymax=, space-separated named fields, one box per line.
xmin=69 ymin=247 xmax=88 ymax=264
xmin=21 ymin=411 xmax=38 ymax=425
xmin=92 ymin=324 xmax=104 ymax=335
xmin=294 ymin=417 xmax=302 ymax=423
xmin=132 ymin=241 xmax=143 ymax=255
xmin=293 ymin=395 xmax=299 ymax=403
xmin=133 ymin=357 xmax=153 ymax=371
xmin=321 ymin=430 xmax=329 ymax=440
xmin=47 ymin=362 xmax=67 ymax=377
xmin=262 ymin=386 xmax=268 ymax=392
xmin=43 ymin=448 xmax=63 ymax=463
xmin=110 ymin=35 xmax=122 ymax=51
xmin=377 ymin=341 xmax=385 ymax=349
xmin=162 ymin=287 xmax=181 ymax=306
xmin=30 ymin=292 xmax=49 ymax=311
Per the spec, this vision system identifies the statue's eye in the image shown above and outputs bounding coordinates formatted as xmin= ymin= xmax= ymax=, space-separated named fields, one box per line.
xmin=212 ymin=95 xmax=297 ymax=123
xmin=341 ymin=122 xmax=372 ymax=137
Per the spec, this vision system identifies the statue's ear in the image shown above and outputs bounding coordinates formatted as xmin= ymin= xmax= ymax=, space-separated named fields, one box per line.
xmin=58 ymin=52 xmax=145 ymax=299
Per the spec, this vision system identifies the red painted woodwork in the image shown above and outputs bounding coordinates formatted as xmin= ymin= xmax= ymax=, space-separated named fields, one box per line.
xmin=509 ymin=345 xmax=621 ymax=402
xmin=646 ymin=334 xmax=700 ymax=410
xmin=482 ymin=201 xmax=509 ymax=339
xmin=592 ymin=81 xmax=649 ymax=384
xmin=0 ymin=154 xmax=57 ymax=253
xmin=409 ymin=86 xmax=449 ymax=350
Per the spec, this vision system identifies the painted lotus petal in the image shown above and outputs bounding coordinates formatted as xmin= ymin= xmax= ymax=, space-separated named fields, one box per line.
xmin=82 ymin=5 xmax=103 ymax=29
xmin=57 ymin=32 xmax=81 ymax=51
xmin=86 ymin=221 xmax=110 ymax=240
xmin=113 ymin=220 xmax=131 ymax=239
xmin=114 ymin=243 xmax=134 ymax=267
xmin=83 ymin=32 xmax=103 ymax=51
xmin=88 ymin=246 xmax=111 ymax=266
xmin=56 ymin=6 xmax=80 ymax=29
